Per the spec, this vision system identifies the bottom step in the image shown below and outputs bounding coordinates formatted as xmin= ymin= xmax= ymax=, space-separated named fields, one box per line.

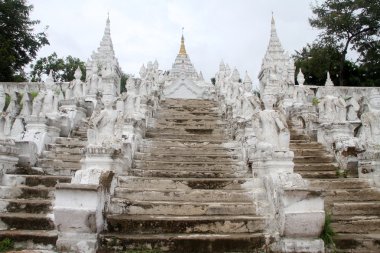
xmin=98 ymin=233 xmax=268 ymax=253
xmin=0 ymin=229 xmax=57 ymax=247
xmin=334 ymin=233 xmax=380 ymax=252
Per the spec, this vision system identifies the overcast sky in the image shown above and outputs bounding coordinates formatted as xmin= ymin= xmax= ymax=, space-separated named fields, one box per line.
xmin=29 ymin=0 xmax=320 ymax=86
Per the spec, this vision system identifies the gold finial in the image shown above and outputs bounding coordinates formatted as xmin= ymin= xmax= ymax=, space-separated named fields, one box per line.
xmin=179 ymin=27 xmax=187 ymax=56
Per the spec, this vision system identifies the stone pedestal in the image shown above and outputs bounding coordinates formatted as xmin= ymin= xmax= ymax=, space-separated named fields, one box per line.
xmin=74 ymin=146 xmax=123 ymax=184
xmin=265 ymin=173 xmax=325 ymax=253
xmin=54 ymin=183 xmax=104 ymax=253
xmin=0 ymin=139 xmax=19 ymax=178
xmin=22 ymin=116 xmax=60 ymax=155
xmin=252 ymin=150 xmax=294 ymax=178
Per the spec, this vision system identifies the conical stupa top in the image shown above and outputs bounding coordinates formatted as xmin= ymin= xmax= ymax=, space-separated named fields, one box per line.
xmin=265 ymin=14 xmax=285 ymax=58
xmin=97 ymin=15 xmax=115 ymax=58
xmin=179 ymin=34 xmax=187 ymax=56
xmin=325 ymin=72 xmax=334 ymax=87
xmin=243 ymin=71 xmax=252 ymax=84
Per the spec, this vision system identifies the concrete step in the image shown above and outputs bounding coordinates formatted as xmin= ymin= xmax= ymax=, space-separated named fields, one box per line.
xmin=0 ymin=185 xmax=54 ymax=199
xmin=332 ymin=202 xmax=380 ymax=216
xmin=134 ymin=160 xmax=245 ymax=171
xmin=333 ymin=233 xmax=380 ymax=252
xmin=146 ymin=128 xmax=226 ymax=135
xmin=290 ymin=142 xmax=324 ymax=149
xmin=54 ymin=137 xmax=86 ymax=146
xmin=45 ymin=145 xmax=83 ymax=154
xmin=140 ymin=145 xmax=239 ymax=154
xmin=145 ymin=132 xmax=229 ymax=141
xmin=153 ymin=122 xmax=228 ymax=129
xmin=0 ymin=199 xmax=51 ymax=214
xmin=130 ymin=168 xmax=249 ymax=178
xmin=290 ymin=134 xmax=311 ymax=141
xmin=294 ymin=163 xmax=339 ymax=171
xmin=2 ymin=174 xmax=71 ymax=187
xmin=296 ymin=170 xmax=338 ymax=179
xmin=293 ymin=148 xmax=330 ymax=156
xmin=0 ymin=229 xmax=57 ymax=247
xmin=118 ymin=176 xmax=252 ymax=190
xmin=332 ymin=216 xmax=380 ymax=234
xmin=98 ymin=232 xmax=266 ymax=253
xmin=293 ymin=155 xmax=335 ymax=163
xmin=309 ymin=179 xmax=371 ymax=190
xmin=134 ymin=152 xmax=241 ymax=163
xmin=142 ymin=139 xmax=238 ymax=149
xmin=114 ymin=188 xmax=261 ymax=203
xmin=106 ymin=214 xmax=267 ymax=234
xmin=324 ymin=188 xmax=380 ymax=207
xmin=0 ymin=212 xmax=54 ymax=230
xmin=41 ymin=152 xmax=82 ymax=161
xmin=109 ymin=198 xmax=257 ymax=215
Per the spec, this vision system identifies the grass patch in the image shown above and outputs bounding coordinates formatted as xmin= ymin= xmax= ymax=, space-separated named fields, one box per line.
xmin=320 ymin=213 xmax=335 ymax=250
xmin=0 ymin=238 xmax=13 ymax=252
xmin=312 ymin=97 xmax=320 ymax=106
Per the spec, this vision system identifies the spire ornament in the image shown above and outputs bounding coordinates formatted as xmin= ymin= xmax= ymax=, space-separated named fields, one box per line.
xmin=178 ymin=28 xmax=187 ymax=56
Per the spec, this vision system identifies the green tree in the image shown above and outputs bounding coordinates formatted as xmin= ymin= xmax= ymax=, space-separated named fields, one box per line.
xmin=30 ymin=52 xmax=86 ymax=82
xmin=310 ymin=0 xmax=380 ymax=86
xmin=293 ymin=43 xmax=360 ymax=86
xmin=0 ymin=0 xmax=49 ymax=81
xmin=120 ymin=72 xmax=129 ymax=93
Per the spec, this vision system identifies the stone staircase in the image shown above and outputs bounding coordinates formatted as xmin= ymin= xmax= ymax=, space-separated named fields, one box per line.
xmin=0 ymin=124 xmax=87 ymax=250
xmin=99 ymin=99 xmax=270 ymax=253
xmin=289 ymin=126 xmax=380 ymax=253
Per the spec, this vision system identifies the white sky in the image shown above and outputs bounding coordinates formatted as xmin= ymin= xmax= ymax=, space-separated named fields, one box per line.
xmin=29 ymin=0 xmax=320 ymax=85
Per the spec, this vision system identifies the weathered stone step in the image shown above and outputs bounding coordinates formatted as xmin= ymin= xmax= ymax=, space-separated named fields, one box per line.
xmin=98 ymin=232 xmax=266 ymax=253
xmin=293 ymin=155 xmax=335 ymax=163
xmin=130 ymin=168 xmax=249 ymax=178
xmin=106 ymin=214 xmax=267 ymax=234
xmin=134 ymin=160 xmax=244 ymax=169
xmin=141 ymin=144 xmax=238 ymax=153
xmin=0 ymin=212 xmax=54 ymax=230
xmin=332 ymin=202 xmax=380 ymax=216
xmin=2 ymin=174 xmax=71 ymax=187
xmin=153 ymin=121 xmax=227 ymax=128
xmin=0 ymin=229 xmax=57 ymax=247
xmin=0 ymin=185 xmax=54 ymax=199
xmin=154 ymin=117 xmax=222 ymax=124
xmin=146 ymin=128 xmax=226 ymax=135
xmin=45 ymin=145 xmax=83 ymax=154
xmin=41 ymin=152 xmax=82 ymax=161
xmin=294 ymin=163 xmax=339 ymax=171
xmin=38 ymin=158 xmax=81 ymax=170
xmin=110 ymin=198 xmax=257 ymax=215
xmin=324 ymin=188 xmax=380 ymax=204
xmin=332 ymin=216 xmax=380 ymax=234
xmin=142 ymin=139 xmax=238 ymax=148
xmin=134 ymin=152 xmax=240 ymax=162
xmin=333 ymin=233 xmax=380 ymax=252
xmin=0 ymin=199 xmax=51 ymax=213
xmin=290 ymin=134 xmax=311 ymax=141
xmin=295 ymin=171 xmax=338 ymax=179
xmin=53 ymin=137 xmax=86 ymax=146
xmin=290 ymin=142 xmax=324 ymax=149
xmin=292 ymin=148 xmax=330 ymax=156
xmin=145 ymin=132 xmax=228 ymax=141
xmin=118 ymin=176 xmax=251 ymax=190
xmin=114 ymin=188 xmax=259 ymax=202
xmin=309 ymin=179 xmax=371 ymax=190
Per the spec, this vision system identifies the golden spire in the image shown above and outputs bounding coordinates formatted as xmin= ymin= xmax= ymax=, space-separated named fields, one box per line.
xmin=178 ymin=28 xmax=187 ymax=56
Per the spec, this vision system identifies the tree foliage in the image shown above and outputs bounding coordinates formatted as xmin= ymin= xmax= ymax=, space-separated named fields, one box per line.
xmin=309 ymin=0 xmax=380 ymax=86
xmin=30 ymin=52 xmax=86 ymax=82
xmin=0 ymin=0 xmax=49 ymax=81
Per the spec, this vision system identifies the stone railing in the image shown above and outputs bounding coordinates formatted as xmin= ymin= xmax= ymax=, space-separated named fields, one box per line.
xmin=287 ymin=75 xmax=380 ymax=187
xmin=214 ymin=64 xmax=325 ymax=253
xmin=53 ymin=62 xmax=163 ymax=252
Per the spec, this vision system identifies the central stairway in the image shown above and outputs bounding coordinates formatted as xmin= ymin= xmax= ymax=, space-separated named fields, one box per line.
xmin=98 ymin=99 xmax=269 ymax=253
